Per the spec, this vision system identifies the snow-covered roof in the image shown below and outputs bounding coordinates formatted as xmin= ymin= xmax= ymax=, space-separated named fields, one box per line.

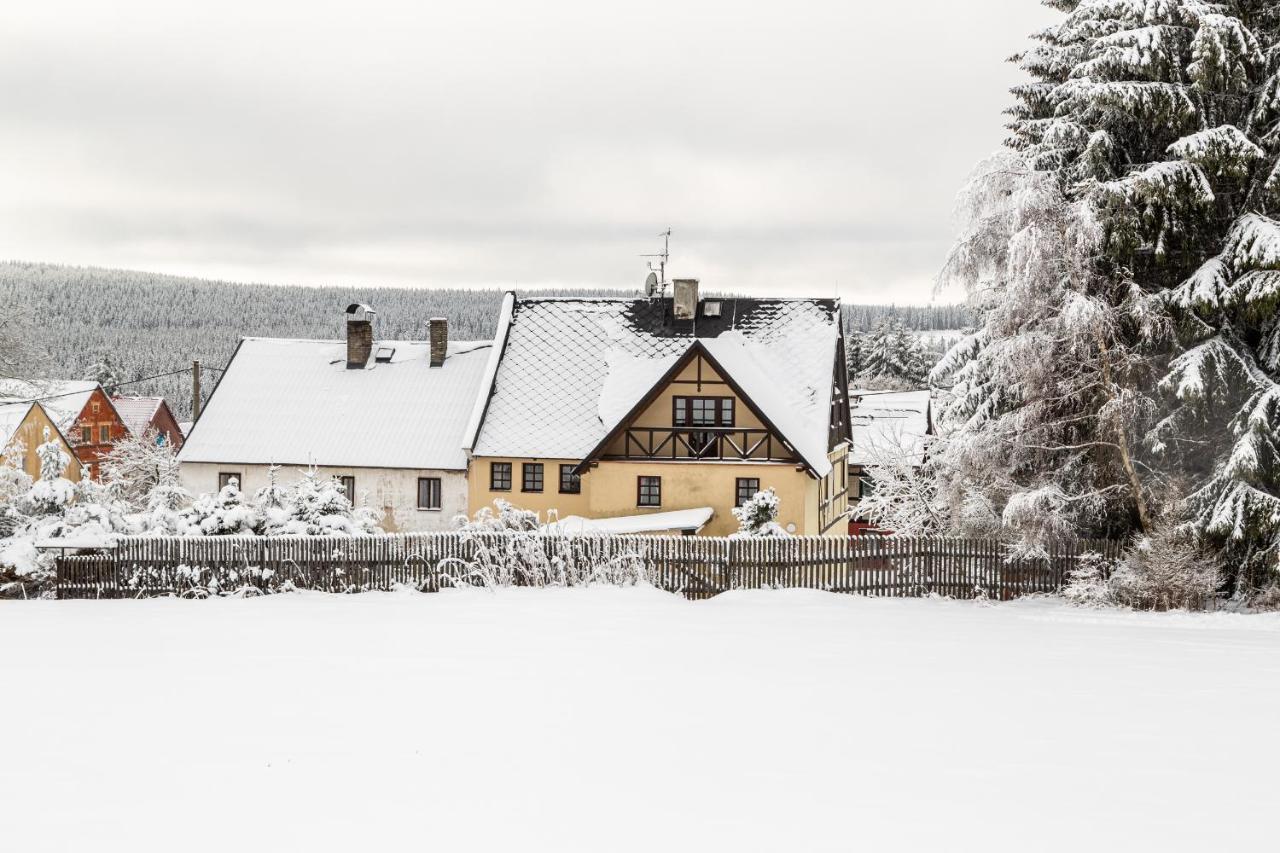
xmin=178 ymin=337 xmax=493 ymax=470
xmin=0 ymin=401 xmax=34 ymax=447
xmin=111 ymin=396 xmax=165 ymax=437
xmin=543 ymin=506 xmax=714 ymax=535
xmin=472 ymin=297 xmax=841 ymax=475
xmin=850 ymin=390 xmax=932 ymax=467
xmin=0 ymin=379 xmax=100 ymax=431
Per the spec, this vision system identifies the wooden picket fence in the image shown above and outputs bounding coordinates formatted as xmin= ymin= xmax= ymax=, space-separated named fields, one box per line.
xmin=53 ymin=533 xmax=1123 ymax=601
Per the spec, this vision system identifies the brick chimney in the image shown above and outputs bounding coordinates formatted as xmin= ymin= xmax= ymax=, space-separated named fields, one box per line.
xmin=346 ymin=303 xmax=375 ymax=369
xmin=429 ymin=317 xmax=448 ymax=367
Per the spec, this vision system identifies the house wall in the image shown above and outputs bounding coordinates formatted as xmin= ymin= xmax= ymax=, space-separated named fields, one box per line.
xmin=1 ymin=407 xmax=84 ymax=483
xmin=148 ymin=404 xmax=186 ymax=450
xmin=468 ymin=455 xmax=818 ymax=537
xmin=69 ymin=388 xmax=129 ymax=479
xmin=178 ymin=462 xmax=467 ymax=532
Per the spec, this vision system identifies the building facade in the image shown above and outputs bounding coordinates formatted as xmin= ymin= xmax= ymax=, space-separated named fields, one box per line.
xmin=465 ymin=289 xmax=851 ymax=536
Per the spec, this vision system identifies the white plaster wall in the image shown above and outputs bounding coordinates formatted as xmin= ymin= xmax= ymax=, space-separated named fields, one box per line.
xmin=178 ymin=462 xmax=468 ymax=532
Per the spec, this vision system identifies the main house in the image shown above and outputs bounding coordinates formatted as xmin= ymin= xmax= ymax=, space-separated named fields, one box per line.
xmin=464 ymin=283 xmax=852 ymax=536
xmin=0 ymin=380 xmax=128 ymax=479
xmin=176 ymin=306 xmax=491 ymax=531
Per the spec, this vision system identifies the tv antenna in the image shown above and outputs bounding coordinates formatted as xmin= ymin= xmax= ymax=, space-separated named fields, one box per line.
xmin=640 ymin=228 xmax=671 ymax=299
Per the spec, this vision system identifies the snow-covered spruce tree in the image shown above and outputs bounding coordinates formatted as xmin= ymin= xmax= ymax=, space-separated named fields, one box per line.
xmin=845 ymin=331 xmax=865 ymax=381
xmin=24 ymin=429 xmax=77 ymax=517
xmin=731 ymin=488 xmax=789 ymax=537
xmin=84 ymin=355 xmax=122 ymax=394
xmin=99 ymin=428 xmax=180 ymax=512
xmin=935 ymin=2 xmax=1280 ymax=582
xmin=179 ymin=476 xmax=259 ymax=535
xmin=857 ymin=319 xmax=928 ymax=389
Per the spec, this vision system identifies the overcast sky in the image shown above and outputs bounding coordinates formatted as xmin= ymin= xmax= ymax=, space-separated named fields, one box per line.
xmin=2 ymin=1 xmax=1055 ymax=305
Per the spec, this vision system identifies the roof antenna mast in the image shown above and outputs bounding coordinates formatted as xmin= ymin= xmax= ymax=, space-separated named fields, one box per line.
xmin=640 ymin=228 xmax=671 ymax=300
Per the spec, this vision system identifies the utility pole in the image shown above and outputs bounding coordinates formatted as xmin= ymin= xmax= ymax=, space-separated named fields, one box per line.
xmin=192 ymin=360 xmax=202 ymax=421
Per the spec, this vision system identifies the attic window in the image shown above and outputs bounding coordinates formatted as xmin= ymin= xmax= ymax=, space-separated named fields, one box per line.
xmin=374 ymin=346 xmax=395 ymax=363
xmin=702 ymin=300 xmax=722 ymax=317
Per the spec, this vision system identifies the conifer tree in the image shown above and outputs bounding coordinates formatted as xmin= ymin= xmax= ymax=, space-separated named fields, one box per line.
xmin=935 ymin=1 xmax=1280 ymax=585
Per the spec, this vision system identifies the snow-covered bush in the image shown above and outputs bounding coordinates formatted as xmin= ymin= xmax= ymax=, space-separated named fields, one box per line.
xmin=857 ymin=441 xmax=945 ymax=536
xmin=731 ymin=488 xmax=789 ymax=538
xmin=179 ymin=477 xmax=259 ymax=536
xmin=454 ymin=498 xmax=540 ymax=533
xmin=100 ymin=428 xmax=180 ymax=512
xmin=1064 ymin=524 xmax=1221 ymax=612
xmin=1109 ymin=527 xmax=1223 ymax=612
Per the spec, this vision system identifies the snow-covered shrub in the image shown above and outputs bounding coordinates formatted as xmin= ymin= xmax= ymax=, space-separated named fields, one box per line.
xmin=1109 ymin=526 xmax=1223 ymax=612
xmin=23 ymin=430 xmax=76 ymax=516
xmin=100 ymin=428 xmax=180 ymax=512
xmin=1061 ymin=552 xmax=1113 ymax=608
xmin=179 ymin=477 xmax=259 ymax=536
xmin=731 ymin=488 xmax=788 ymax=538
xmin=454 ymin=498 xmax=540 ymax=533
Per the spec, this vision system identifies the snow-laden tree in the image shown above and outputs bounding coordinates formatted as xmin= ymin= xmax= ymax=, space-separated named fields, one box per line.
xmin=24 ymin=429 xmax=76 ymax=517
xmin=84 ymin=356 xmax=122 ymax=394
xmin=99 ymin=428 xmax=180 ymax=512
xmin=856 ymin=439 xmax=948 ymax=536
xmin=857 ymin=320 xmax=929 ymax=389
xmin=845 ymin=332 xmax=865 ymax=381
xmin=935 ymin=1 xmax=1280 ymax=585
xmin=731 ymin=488 xmax=789 ymax=537
xmin=259 ymin=467 xmax=381 ymax=535
xmin=180 ymin=476 xmax=258 ymax=536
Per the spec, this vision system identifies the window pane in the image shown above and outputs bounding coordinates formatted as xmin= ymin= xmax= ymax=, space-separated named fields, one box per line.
xmin=735 ymin=477 xmax=760 ymax=507
xmin=559 ymin=464 xmax=581 ymax=494
xmin=418 ymin=477 xmax=442 ymax=509
xmin=638 ymin=476 xmax=661 ymax=506
xmin=523 ymin=463 xmax=544 ymax=492
xmin=100 ymin=425 xmax=110 ymax=443
xmin=491 ymin=462 xmax=511 ymax=491
xmin=81 ymin=426 xmax=91 ymax=443
xmin=340 ymin=476 xmax=355 ymax=505
xmin=721 ymin=399 xmax=735 ymax=426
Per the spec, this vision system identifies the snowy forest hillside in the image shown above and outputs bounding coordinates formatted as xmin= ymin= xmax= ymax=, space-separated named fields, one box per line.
xmin=0 ymin=261 xmax=965 ymax=419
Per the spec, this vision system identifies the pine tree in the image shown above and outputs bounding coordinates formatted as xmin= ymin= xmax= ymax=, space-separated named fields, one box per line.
xmin=845 ymin=332 xmax=865 ymax=380
xmin=731 ymin=487 xmax=787 ymax=537
xmin=858 ymin=320 xmax=928 ymax=388
xmin=85 ymin=356 xmax=122 ymax=394
xmin=936 ymin=1 xmax=1280 ymax=585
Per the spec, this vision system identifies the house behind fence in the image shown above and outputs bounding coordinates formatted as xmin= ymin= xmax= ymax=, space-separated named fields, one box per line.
xmin=56 ymin=533 xmax=1123 ymax=601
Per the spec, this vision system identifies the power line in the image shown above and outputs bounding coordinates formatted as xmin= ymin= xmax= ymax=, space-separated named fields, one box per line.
xmin=2 ymin=364 xmax=225 ymax=406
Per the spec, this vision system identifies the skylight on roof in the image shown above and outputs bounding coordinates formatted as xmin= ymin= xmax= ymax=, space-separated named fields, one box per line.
xmin=374 ymin=346 xmax=395 ymax=363
xmin=702 ymin=300 xmax=722 ymax=317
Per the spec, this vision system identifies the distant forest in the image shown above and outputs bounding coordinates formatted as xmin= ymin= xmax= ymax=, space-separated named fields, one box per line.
xmin=1 ymin=261 xmax=969 ymax=420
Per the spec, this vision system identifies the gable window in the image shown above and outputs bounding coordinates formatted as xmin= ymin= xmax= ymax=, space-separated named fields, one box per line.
xmin=339 ymin=476 xmax=356 ymax=505
xmin=637 ymin=475 xmax=661 ymax=507
xmin=218 ymin=472 xmax=241 ymax=491
xmin=522 ymin=462 xmax=544 ymax=492
xmin=672 ymin=396 xmax=735 ymax=427
xmin=490 ymin=462 xmax=512 ymax=491
xmin=91 ymin=402 xmax=100 ymax=413
xmin=417 ymin=477 xmax=442 ymax=510
xmin=81 ymin=425 xmax=92 ymax=444
xmin=99 ymin=424 xmax=111 ymax=443
xmin=735 ymin=477 xmax=760 ymax=507
xmin=559 ymin=464 xmax=581 ymax=494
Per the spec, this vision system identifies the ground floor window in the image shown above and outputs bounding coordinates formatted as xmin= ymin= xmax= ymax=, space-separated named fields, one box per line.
xmin=522 ymin=462 xmax=544 ymax=492
xmin=735 ymin=477 xmax=760 ymax=507
xmin=339 ymin=475 xmax=356 ymax=505
xmin=417 ymin=477 xmax=442 ymax=510
xmin=637 ymin=476 xmax=661 ymax=507
xmin=218 ymin=472 xmax=241 ymax=491
xmin=559 ymin=464 xmax=581 ymax=494
xmin=491 ymin=462 xmax=512 ymax=491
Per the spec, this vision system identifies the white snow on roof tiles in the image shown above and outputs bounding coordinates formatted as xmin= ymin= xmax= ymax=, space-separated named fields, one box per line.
xmin=0 ymin=402 xmax=33 ymax=447
xmin=178 ymin=337 xmax=492 ymax=470
xmin=111 ymin=396 xmax=164 ymax=437
xmin=850 ymin=390 xmax=932 ymax=467
xmin=473 ymin=298 xmax=839 ymax=474
xmin=0 ymin=380 xmax=98 ymax=432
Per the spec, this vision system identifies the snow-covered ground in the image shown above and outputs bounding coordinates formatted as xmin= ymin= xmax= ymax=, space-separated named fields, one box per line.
xmin=3 ymin=588 xmax=1277 ymax=852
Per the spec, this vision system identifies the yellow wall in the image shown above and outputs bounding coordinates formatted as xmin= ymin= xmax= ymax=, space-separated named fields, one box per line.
xmin=468 ymin=456 xmax=817 ymax=537
xmin=1 ymin=405 xmax=84 ymax=484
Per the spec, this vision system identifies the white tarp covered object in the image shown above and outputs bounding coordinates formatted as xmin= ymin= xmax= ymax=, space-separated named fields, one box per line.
xmin=543 ymin=506 xmax=714 ymax=535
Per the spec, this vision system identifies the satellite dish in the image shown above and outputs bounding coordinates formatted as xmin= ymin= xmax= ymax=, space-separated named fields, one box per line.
xmin=644 ymin=271 xmax=659 ymax=298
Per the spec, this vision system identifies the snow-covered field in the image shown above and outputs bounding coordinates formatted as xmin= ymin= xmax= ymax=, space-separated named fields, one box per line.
xmin=3 ymin=588 xmax=1277 ymax=852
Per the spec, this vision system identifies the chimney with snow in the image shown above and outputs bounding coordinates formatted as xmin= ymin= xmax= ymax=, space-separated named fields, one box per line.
xmin=346 ymin=303 xmax=375 ymax=369
xmin=672 ymin=279 xmax=699 ymax=320
xmin=429 ymin=317 xmax=448 ymax=367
